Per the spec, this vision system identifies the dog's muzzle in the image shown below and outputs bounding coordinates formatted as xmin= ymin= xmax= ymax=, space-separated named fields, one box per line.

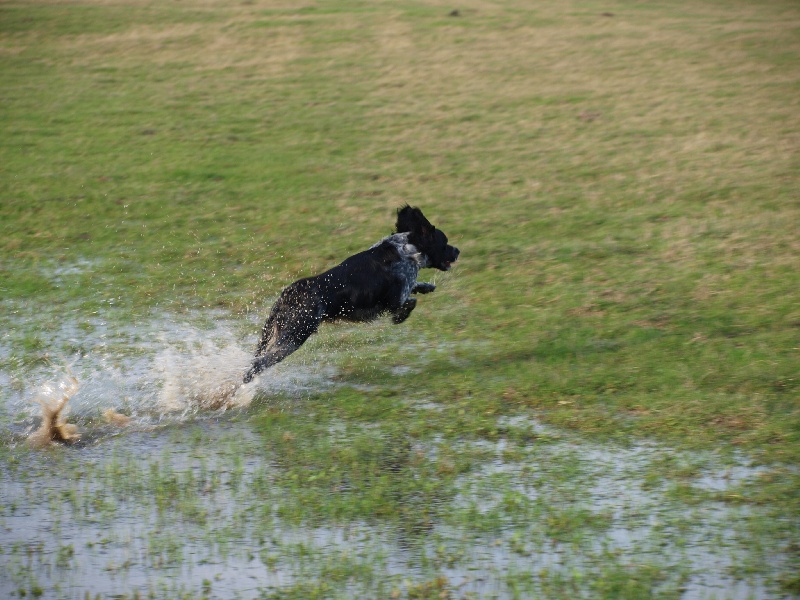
xmin=444 ymin=247 xmax=460 ymax=270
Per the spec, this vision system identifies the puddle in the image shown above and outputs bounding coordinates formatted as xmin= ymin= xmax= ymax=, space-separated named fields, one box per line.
xmin=0 ymin=414 xmax=790 ymax=599
xmin=446 ymin=417 xmax=789 ymax=599
xmin=0 ymin=313 xmax=795 ymax=598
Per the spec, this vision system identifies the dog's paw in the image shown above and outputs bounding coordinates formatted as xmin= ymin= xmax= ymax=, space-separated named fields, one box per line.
xmin=413 ymin=282 xmax=436 ymax=294
xmin=392 ymin=298 xmax=417 ymax=324
xmin=243 ymin=367 xmax=257 ymax=384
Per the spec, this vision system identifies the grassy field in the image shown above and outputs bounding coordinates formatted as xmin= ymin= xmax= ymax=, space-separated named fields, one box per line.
xmin=1 ymin=0 xmax=799 ymax=598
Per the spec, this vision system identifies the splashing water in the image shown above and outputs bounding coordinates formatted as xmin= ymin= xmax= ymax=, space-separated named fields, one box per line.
xmin=26 ymin=365 xmax=81 ymax=448
xmin=9 ymin=317 xmax=337 ymax=446
xmin=155 ymin=341 xmax=256 ymax=412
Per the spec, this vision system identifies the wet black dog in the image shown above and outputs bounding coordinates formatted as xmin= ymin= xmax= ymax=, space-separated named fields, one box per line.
xmin=243 ymin=206 xmax=459 ymax=383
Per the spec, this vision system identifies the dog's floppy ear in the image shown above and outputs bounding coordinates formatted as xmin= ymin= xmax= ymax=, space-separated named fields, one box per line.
xmin=396 ymin=205 xmax=434 ymax=235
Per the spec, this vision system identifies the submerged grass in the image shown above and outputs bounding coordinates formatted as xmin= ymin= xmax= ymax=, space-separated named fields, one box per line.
xmin=1 ymin=413 xmax=792 ymax=598
xmin=1 ymin=0 xmax=799 ymax=597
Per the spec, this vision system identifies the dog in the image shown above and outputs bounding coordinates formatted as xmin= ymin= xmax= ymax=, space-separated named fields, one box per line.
xmin=243 ymin=205 xmax=459 ymax=383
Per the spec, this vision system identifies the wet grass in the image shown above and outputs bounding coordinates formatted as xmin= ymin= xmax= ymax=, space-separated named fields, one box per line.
xmin=1 ymin=410 xmax=793 ymax=598
xmin=1 ymin=0 xmax=799 ymax=597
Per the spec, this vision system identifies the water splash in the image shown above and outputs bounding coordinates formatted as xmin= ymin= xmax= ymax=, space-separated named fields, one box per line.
xmin=155 ymin=340 xmax=256 ymax=412
xmin=26 ymin=365 xmax=81 ymax=447
xmin=6 ymin=316 xmax=337 ymax=446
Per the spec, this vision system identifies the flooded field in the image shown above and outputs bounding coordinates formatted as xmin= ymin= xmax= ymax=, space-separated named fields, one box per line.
xmin=2 ymin=0 xmax=799 ymax=596
xmin=0 ymin=314 xmax=795 ymax=599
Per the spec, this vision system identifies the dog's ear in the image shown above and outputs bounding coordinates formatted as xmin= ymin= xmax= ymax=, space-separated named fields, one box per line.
xmin=396 ymin=205 xmax=434 ymax=235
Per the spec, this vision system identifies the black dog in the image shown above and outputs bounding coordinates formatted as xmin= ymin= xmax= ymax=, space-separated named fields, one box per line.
xmin=243 ymin=206 xmax=459 ymax=383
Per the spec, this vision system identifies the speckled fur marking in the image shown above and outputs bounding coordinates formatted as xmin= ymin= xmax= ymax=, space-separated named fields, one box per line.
xmin=373 ymin=233 xmax=429 ymax=304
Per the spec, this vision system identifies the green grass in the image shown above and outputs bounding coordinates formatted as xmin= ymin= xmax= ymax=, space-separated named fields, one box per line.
xmin=1 ymin=0 xmax=799 ymax=597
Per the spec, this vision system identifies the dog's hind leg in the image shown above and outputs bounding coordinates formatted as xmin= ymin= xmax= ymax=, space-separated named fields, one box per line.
xmin=244 ymin=287 xmax=324 ymax=383
xmin=243 ymin=338 xmax=309 ymax=383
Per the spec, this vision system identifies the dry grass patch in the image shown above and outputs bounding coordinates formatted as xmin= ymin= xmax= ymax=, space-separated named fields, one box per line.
xmin=49 ymin=19 xmax=304 ymax=74
xmin=357 ymin=1 xmax=799 ymax=193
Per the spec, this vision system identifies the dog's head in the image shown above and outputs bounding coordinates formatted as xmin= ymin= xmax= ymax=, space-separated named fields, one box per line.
xmin=395 ymin=205 xmax=460 ymax=271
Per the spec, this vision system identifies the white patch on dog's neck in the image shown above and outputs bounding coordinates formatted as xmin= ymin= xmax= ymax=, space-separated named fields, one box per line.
xmin=375 ymin=232 xmax=429 ymax=267
xmin=371 ymin=233 xmax=428 ymax=304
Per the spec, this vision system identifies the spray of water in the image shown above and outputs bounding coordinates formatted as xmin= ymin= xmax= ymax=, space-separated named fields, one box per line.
xmin=26 ymin=365 xmax=81 ymax=448
xmin=155 ymin=340 xmax=256 ymax=412
xmin=16 ymin=317 xmax=340 ymax=447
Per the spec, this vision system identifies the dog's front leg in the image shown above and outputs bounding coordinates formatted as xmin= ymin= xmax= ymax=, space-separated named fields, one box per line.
xmin=412 ymin=282 xmax=436 ymax=294
xmin=391 ymin=298 xmax=417 ymax=324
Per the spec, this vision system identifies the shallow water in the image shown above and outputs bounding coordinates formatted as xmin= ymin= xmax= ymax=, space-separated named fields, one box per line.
xmin=0 ymin=314 xmax=795 ymax=598
xmin=0 ymin=416 xmax=785 ymax=599
xmin=451 ymin=426 xmax=778 ymax=599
